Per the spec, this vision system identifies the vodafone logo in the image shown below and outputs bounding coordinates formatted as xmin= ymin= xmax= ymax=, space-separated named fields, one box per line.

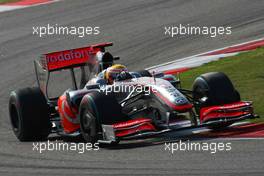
xmin=46 ymin=49 xmax=91 ymax=63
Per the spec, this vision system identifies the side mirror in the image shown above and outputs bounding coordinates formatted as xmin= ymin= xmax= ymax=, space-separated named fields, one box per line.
xmin=114 ymin=57 xmax=120 ymax=60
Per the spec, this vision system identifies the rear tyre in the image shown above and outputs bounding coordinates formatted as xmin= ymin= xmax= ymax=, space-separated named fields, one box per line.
xmin=79 ymin=91 xmax=127 ymax=144
xmin=9 ymin=87 xmax=51 ymax=141
xmin=192 ymin=72 xmax=240 ymax=129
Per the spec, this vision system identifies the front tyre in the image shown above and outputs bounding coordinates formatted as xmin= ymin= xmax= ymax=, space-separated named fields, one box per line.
xmin=192 ymin=72 xmax=241 ymax=130
xmin=79 ymin=105 xmax=98 ymax=144
xmin=192 ymin=72 xmax=240 ymax=106
xmin=79 ymin=91 xmax=126 ymax=144
xmin=9 ymin=87 xmax=51 ymax=141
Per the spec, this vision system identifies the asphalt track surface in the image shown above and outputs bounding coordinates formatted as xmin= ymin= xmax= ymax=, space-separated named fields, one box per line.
xmin=0 ymin=0 xmax=264 ymax=175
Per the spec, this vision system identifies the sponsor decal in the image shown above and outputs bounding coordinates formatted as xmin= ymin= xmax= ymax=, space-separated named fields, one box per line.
xmin=43 ymin=47 xmax=97 ymax=71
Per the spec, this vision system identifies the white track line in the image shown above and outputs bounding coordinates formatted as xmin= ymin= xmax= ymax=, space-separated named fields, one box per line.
xmin=212 ymin=137 xmax=264 ymax=141
xmin=148 ymin=53 xmax=238 ymax=73
xmin=147 ymin=37 xmax=264 ymax=71
xmin=0 ymin=0 xmax=60 ymax=13
xmin=0 ymin=5 xmax=25 ymax=12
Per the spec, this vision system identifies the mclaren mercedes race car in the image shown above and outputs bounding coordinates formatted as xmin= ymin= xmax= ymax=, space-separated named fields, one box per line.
xmin=9 ymin=42 xmax=256 ymax=144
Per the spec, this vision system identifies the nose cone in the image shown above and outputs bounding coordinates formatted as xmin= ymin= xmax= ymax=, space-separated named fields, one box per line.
xmin=154 ymin=81 xmax=193 ymax=112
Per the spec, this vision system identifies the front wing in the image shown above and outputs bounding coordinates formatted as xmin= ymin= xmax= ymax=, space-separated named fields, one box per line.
xmin=98 ymin=101 xmax=255 ymax=144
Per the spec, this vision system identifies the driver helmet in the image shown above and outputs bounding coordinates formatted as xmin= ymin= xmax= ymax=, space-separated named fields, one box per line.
xmin=105 ymin=64 xmax=128 ymax=84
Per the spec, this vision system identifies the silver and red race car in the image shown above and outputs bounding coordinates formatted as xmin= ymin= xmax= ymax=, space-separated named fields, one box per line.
xmin=9 ymin=42 xmax=256 ymax=144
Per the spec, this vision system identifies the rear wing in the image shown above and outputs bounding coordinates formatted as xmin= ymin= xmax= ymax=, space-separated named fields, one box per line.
xmin=39 ymin=42 xmax=113 ymax=72
xmin=34 ymin=42 xmax=113 ymax=101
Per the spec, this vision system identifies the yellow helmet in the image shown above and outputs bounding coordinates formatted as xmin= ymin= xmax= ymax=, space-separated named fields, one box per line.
xmin=105 ymin=64 xmax=128 ymax=83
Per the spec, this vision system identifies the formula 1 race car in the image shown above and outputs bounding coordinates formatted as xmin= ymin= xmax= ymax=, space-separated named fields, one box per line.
xmin=9 ymin=42 xmax=256 ymax=144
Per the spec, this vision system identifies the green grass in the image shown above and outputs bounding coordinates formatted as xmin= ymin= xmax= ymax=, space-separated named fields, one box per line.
xmin=0 ymin=0 xmax=20 ymax=4
xmin=180 ymin=47 xmax=264 ymax=123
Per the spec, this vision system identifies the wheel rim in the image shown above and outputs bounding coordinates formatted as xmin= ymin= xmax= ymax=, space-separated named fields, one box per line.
xmin=10 ymin=105 xmax=19 ymax=132
xmin=81 ymin=110 xmax=97 ymax=137
xmin=194 ymin=87 xmax=206 ymax=101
